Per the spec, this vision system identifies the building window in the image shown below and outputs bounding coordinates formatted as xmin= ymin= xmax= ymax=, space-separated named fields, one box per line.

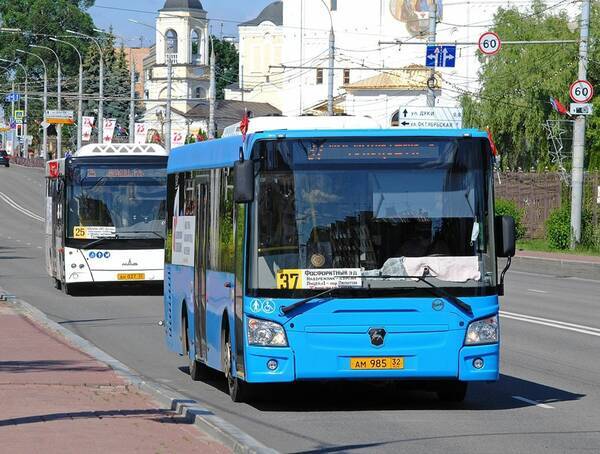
xmin=343 ymin=69 xmax=350 ymax=85
xmin=191 ymin=29 xmax=201 ymax=63
xmin=134 ymin=71 xmax=140 ymax=83
xmin=144 ymin=90 xmax=149 ymax=100
xmin=195 ymin=87 xmax=206 ymax=99
xmin=165 ymin=29 xmax=178 ymax=61
xmin=316 ymin=68 xmax=324 ymax=85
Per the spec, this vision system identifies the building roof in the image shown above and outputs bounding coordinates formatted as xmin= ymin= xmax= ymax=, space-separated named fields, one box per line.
xmin=344 ymin=65 xmax=441 ymax=91
xmin=240 ymin=1 xmax=283 ymax=27
xmin=186 ymin=100 xmax=281 ymax=125
xmin=161 ymin=0 xmax=204 ymax=11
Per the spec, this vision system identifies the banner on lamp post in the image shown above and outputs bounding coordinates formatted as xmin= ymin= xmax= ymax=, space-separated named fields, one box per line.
xmin=171 ymin=130 xmax=185 ymax=147
xmin=102 ymin=119 xmax=117 ymax=144
xmin=82 ymin=116 xmax=95 ymax=142
xmin=134 ymin=123 xmax=147 ymax=144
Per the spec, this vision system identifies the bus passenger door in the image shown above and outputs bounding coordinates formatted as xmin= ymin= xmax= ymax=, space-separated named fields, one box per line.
xmin=193 ymin=178 xmax=209 ymax=362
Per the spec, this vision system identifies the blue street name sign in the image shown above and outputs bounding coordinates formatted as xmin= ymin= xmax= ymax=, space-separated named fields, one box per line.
xmin=426 ymin=45 xmax=456 ymax=68
xmin=4 ymin=92 xmax=21 ymax=103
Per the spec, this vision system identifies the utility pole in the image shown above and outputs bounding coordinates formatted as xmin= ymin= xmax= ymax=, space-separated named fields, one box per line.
xmin=166 ymin=55 xmax=172 ymax=153
xmin=570 ymin=0 xmax=591 ymax=248
xmin=427 ymin=1 xmax=438 ymax=107
xmin=11 ymin=80 xmax=15 ymax=156
xmin=130 ymin=55 xmax=136 ymax=143
xmin=327 ymin=25 xmax=335 ymax=115
xmin=19 ymin=49 xmax=48 ymax=159
xmin=208 ymin=44 xmax=216 ymax=139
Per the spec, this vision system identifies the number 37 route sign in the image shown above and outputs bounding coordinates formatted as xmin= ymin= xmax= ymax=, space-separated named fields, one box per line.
xmin=570 ymin=80 xmax=594 ymax=103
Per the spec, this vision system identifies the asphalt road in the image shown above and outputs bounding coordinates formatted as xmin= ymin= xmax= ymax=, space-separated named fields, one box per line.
xmin=1 ymin=164 xmax=599 ymax=454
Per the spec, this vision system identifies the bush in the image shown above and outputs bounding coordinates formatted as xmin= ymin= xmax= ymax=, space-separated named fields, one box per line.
xmin=495 ymin=198 xmax=526 ymax=240
xmin=545 ymin=205 xmax=571 ymax=250
xmin=546 ymin=205 xmax=600 ymax=252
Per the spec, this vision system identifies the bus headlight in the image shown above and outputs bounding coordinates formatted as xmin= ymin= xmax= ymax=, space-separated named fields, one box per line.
xmin=247 ymin=317 xmax=288 ymax=347
xmin=465 ymin=315 xmax=498 ymax=345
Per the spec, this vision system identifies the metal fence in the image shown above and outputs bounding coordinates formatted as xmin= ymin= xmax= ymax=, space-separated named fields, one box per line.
xmin=496 ymin=172 xmax=600 ymax=239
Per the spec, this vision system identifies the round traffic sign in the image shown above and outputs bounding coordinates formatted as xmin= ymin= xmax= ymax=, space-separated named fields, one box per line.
xmin=478 ymin=32 xmax=502 ymax=56
xmin=569 ymin=80 xmax=594 ymax=103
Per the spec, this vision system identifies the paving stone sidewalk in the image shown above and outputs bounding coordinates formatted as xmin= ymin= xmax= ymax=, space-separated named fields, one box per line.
xmin=0 ymin=302 xmax=231 ymax=454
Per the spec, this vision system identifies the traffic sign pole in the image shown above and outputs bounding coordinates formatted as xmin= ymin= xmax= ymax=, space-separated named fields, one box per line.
xmin=571 ymin=0 xmax=591 ymax=248
xmin=427 ymin=2 xmax=438 ymax=108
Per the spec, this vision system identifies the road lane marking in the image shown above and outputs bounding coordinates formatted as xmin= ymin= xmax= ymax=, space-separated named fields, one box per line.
xmin=0 ymin=192 xmax=44 ymax=222
xmin=527 ymin=289 xmax=548 ymax=294
xmin=500 ymin=311 xmax=600 ymax=337
xmin=512 ymin=396 xmax=554 ymax=409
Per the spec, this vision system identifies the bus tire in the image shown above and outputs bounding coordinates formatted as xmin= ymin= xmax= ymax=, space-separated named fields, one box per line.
xmin=437 ymin=381 xmax=468 ymax=403
xmin=53 ymin=278 xmax=62 ymax=290
xmin=182 ymin=314 xmax=207 ymax=381
xmin=63 ymin=283 xmax=72 ymax=295
xmin=223 ymin=330 xmax=253 ymax=403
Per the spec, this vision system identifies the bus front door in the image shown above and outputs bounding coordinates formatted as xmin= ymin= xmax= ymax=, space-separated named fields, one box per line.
xmin=193 ymin=178 xmax=209 ymax=362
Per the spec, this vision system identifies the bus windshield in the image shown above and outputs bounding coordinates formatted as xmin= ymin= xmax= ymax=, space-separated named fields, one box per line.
xmin=248 ymin=137 xmax=496 ymax=295
xmin=66 ymin=161 xmax=167 ymax=241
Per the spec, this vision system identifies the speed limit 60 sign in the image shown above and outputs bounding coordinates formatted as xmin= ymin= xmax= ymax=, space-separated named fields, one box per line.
xmin=479 ymin=32 xmax=502 ymax=56
xmin=570 ymin=80 xmax=594 ymax=103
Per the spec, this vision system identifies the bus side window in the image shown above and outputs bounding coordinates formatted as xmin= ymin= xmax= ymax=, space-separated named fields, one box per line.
xmin=219 ymin=168 xmax=235 ymax=274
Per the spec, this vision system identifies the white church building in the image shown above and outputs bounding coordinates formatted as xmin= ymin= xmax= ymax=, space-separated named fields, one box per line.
xmin=228 ymin=0 xmax=576 ymax=127
xmin=142 ymin=0 xmax=280 ymax=139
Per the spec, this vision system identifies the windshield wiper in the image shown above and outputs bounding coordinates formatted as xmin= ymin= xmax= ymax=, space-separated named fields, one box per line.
xmin=280 ymin=287 xmax=338 ymax=315
xmin=79 ymin=236 xmax=118 ymax=250
xmin=361 ymin=273 xmax=473 ymax=316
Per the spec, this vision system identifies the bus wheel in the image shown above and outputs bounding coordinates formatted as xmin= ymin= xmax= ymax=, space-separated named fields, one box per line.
xmin=52 ymin=278 xmax=62 ymax=290
xmin=437 ymin=381 xmax=468 ymax=403
xmin=223 ymin=333 xmax=252 ymax=403
xmin=63 ymin=283 xmax=72 ymax=295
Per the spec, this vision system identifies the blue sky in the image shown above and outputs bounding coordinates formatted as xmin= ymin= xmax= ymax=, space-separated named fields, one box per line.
xmin=89 ymin=0 xmax=274 ymax=46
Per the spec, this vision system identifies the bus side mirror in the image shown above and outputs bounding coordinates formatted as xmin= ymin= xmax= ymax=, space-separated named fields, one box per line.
xmin=234 ymin=160 xmax=254 ymax=203
xmin=495 ymin=215 xmax=516 ymax=258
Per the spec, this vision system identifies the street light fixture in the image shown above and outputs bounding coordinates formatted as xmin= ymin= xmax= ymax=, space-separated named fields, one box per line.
xmin=0 ymin=58 xmax=28 ymax=157
xmin=66 ymin=29 xmax=104 ymax=143
xmin=128 ymin=18 xmax=173 ymax=154
xmin=50 ymin=37 xmax=84 ymax=151
xmin=31 ymin=44 xmax=62 ymax=158
xmin=16 ymin=49 xmax=48 ymax=159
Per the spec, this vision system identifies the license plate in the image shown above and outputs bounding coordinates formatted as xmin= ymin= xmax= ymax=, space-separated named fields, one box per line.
xmin=350 ymin=357 xmax=404 ymax=370
xmin=117 ymin=273 xmax=145 ymax=281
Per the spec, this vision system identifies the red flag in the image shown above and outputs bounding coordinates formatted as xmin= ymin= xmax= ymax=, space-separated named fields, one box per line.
xmin=486 ymin=128 xmax=498 ymax=157
xmin=240 ymin=114 xmax=249 ymax=141
xmin=549 ymin=97 xmax=568 ymax=116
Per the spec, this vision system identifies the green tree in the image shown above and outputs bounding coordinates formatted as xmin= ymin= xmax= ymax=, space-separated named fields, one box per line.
xmin=210 ymin=37 xmax=239 ymax=99
xmin=0 ymin=0 xmax=96 ymax=150
xmin=461 ymin=1 xmax=580 ymax=170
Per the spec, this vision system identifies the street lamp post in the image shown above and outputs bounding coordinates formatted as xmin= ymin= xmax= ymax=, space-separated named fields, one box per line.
xmin=50 ymin=37 xmax=83 ymax=151
xmin=16 ymin=49 xmax=48 ymax=159
xmin=0 ymin=58 xmax=28 ymax=157
xmin=31 ymin=44 xmax=62 ymax=158
xmin=66 ymin=30 xmax=104 ymax=143
xmin=128 ymin=19 xmax=172 ymax=153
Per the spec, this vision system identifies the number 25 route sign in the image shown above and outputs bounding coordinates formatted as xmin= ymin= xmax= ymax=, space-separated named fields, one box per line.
xmin=570 ymin=80 xmax=594 ymax=103
xmin=479 ymin=32 xmax=502 ymax=56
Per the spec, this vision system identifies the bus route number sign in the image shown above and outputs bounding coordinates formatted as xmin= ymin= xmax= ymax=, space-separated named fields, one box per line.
xmin=478 ymin=32 xmax=501 ymax=56
xmin=277 ymin=270 xmax=302 ymax=290
xmin=570 ymin=80 xmax=594 ymax=103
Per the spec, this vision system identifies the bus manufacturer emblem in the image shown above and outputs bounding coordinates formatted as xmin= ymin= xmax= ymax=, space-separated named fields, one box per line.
xmin=368 ymin=328 xmax=386 ymax=347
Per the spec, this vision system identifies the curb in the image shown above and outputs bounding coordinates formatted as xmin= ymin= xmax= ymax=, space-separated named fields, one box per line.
xmin=1 ymin=289 xmax=278 ymax=454
xmin=510 ymin=256 xmax=600 ymax=281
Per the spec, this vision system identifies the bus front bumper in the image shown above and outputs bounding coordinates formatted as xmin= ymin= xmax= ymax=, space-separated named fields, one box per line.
xmin=244 ymin=335 xmax=499 ymax=384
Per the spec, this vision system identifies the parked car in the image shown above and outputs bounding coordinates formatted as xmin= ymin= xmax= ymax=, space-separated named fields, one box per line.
xmin=0 ymin=150 xmax=10 ymax=167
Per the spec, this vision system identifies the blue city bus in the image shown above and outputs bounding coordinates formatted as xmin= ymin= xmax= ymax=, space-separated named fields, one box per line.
xmin=163 ymin=117 xmax=515 ymax=402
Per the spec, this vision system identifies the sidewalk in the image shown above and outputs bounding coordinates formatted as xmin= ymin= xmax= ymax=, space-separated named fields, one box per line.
xmin=516 ymin=249 xmax=600 ymax=264
xmin=510 ymin=249 xmax=600 ymax=281
xmin=0 ymin=301 xmax=230 ymax=454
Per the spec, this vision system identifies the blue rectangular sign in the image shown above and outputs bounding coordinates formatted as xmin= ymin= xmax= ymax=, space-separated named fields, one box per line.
xmin=426 ymin=45 xmax=456 ymax=68
xmin=4 ymin=93 xmax=21 ymax=103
